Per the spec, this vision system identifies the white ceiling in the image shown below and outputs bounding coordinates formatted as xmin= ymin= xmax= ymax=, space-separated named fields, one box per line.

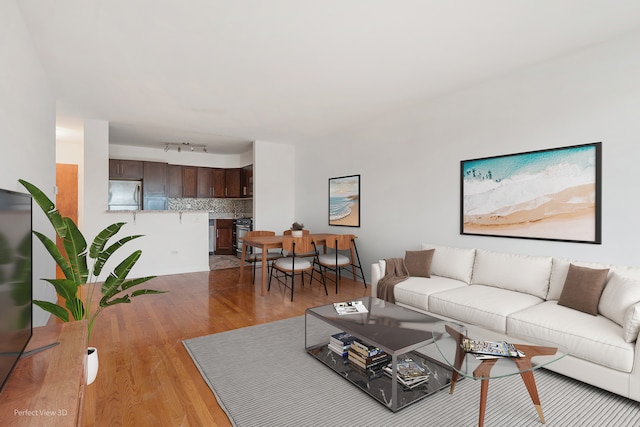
xmin=17 ymin=1 xmax=640 ymax=154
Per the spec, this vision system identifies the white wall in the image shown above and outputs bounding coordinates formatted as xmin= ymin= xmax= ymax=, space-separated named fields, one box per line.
xmin=295 ymin=30 xmax=640 ymax=278
xmin=1 ymin=1 xmax=56 ymax=326
xmin=253 ymin=140 xmax=295 ymax=232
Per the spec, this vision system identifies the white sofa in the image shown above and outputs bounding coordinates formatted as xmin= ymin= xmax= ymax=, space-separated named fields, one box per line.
xmin=371 ymin=243 xmax=640 ymax=402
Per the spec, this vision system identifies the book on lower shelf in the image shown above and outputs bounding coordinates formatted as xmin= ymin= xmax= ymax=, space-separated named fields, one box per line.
xmin=383 ymin=358 xmax=431 ymax=389
xmin=461 ymin=338 xmax=522 ymax=358
xmin=347 ymin=348 xmax=391 ymax=370
xmin=345 ymin=338 xmax=390 ymax=370
xmin=333 ymin=300 xmax=368 ymax=315
xmin=328 ymin=332 xmax=357 ymax=357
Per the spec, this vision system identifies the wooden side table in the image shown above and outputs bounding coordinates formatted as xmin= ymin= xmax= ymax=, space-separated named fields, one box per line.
xmin=0 ymin=321 xmax=88 ymax=426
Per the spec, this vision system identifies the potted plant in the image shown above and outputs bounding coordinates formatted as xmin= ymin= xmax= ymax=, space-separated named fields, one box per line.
xmin=290 ymin=222 xmax=304 ymax=237
xmin=19 ymin=179 xmax=166 ymax=384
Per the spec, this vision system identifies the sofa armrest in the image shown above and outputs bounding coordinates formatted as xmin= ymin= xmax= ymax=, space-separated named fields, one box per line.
xmin=371 ymin=261 xmax=385 ymax=297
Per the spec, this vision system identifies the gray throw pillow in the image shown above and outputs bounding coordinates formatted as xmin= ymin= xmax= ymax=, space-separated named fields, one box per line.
xmin=404 ymin=249 xmax=435 ymax=278
xmin=558 ymin=264 xmax=610 ymax=315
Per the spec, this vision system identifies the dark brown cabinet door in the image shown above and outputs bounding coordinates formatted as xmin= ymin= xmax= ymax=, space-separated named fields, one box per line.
xmin=225 ymin=168 xmax=241 ymax=198
xmin=167 ymin=164 xmax=183 ymax=197
xmin=182 ymin=166 xmax=198 ymax=198
xmin=197 ymin=167 xmax=214 ymax=198
xmin=143 ymin=162 xmax=167 ymax=194
xmin=211 ymin=168 xmax=226 ymax=198
xmin=109 ymin=159 xmax=143 ymax=180
xmin=143 ymin=162 xmax=167 ymax=210
xmin=215 ymin=219 xmax=234 ymax=255
xmin=241 ymin=165 xmax=253 ymax=197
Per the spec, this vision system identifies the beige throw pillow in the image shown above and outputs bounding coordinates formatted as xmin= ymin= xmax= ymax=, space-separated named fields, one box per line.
xmin=598 ymin=273 xmax=640 ymax=327
xmin=623 ymin=303 xmax=640 ymax=342
xmin=404 ymin=249 xmax=435 ymax=278
xmin=558 ymin=264 xmax=610 ymax=315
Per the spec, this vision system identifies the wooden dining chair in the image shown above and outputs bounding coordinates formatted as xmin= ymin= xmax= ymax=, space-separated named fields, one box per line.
xmin=243 ymin=230 xmax=282 ymax=281
xmin=269 ymin=236 xmax=327 ymax=301
xmin=281 ymin=229 xmax=314 ymax=257
xmin=313 ymin=234 xmax=367 ymax=293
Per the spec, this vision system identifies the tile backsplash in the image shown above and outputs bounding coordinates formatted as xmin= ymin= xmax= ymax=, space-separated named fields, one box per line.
xmin=168 ymin=198 xmax=252 ymax=216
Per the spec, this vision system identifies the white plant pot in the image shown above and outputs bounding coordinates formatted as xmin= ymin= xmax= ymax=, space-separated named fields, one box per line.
xmin=291 ymin=230 xmax=303 ymax=237
xmin=86 ymin=347 xmax=99 ymax=385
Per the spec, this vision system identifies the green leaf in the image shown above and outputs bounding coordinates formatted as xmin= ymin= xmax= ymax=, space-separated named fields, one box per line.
xmin=33 ymin=300 xmax=69 ymax=322
xmin=131 ymin=289 xmax=166 ymax=297
xmin=89 ymin=223 xmax=126 ymax=259
xmin=61 ymin=218 xmax=88 ymax=285
xmin=92 ymin=234 xmax=143 ymax=277
xmin=42 ymin=278 xmax=78 ymax=302
xmin=100 ymin=294 xmax=131 ymax=307
xmin=65 ymin=297 xmax=85 ymax=321
xmin=19 ymin=179 xmax=67 ymax=238
xmin=120 ymin=275 xmax=156 ymax=291
xmin=33 ymin=231 xmax=74 ymax=280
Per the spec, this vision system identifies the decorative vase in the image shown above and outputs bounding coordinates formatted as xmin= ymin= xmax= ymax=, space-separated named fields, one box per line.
xmin=291 ymin=230 xmax=303 ymax=237
xmin=86 ymin=347 xmax=99 ymax=385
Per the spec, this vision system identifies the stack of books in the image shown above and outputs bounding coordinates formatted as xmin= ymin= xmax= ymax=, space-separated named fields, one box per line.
xmin=347 ymin=339 xmax=391 ymax=370
xmin=383 ymin=358 xmax=431 ymax=389
xmin=328 ymin=332 xmax=356 ymax=358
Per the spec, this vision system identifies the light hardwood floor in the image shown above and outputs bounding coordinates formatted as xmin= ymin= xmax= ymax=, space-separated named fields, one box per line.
xmin=82 ymin=265 xmax=370 ymax=426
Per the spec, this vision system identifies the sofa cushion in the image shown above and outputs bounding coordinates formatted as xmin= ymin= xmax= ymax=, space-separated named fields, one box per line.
xmin=558 ymin=264 xmax=609 ymax=315
xmin=548 ymin=258 xmax=613 ymax=301
xmin=421 ymin=243 xmax=476 ymax=284
xmin=404 ymin=249 xmax=434 ymax=278
xmin=599 ymin=273 xmax=640 ymax=329
xmin=393 ymin=276 xmax=467 ymax=312
xmin=470 ymin=249 xmax=552 ymax=299
xmin=428 ymin=285 xmax=544 ymax=333
xmin=623 ymin=302 xmax=640 ymax=343
xmin=507 ymin=301 xmax=635 ymax=372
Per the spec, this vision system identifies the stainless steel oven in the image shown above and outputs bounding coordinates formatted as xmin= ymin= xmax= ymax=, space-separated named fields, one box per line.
xmin=234 ymin=217 xmax=252 ymax=258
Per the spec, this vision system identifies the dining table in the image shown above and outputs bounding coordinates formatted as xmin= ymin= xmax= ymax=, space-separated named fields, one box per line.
xmin=239 ymin=233 xmax=342 ymax=296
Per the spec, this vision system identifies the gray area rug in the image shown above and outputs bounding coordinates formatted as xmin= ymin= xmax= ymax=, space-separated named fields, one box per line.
xmin=183 ymin=317 xmax=640 ymax=427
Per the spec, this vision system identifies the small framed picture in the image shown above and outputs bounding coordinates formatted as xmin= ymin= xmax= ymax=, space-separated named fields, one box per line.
xmin=329 ymin=175 xmax=360 ymax=227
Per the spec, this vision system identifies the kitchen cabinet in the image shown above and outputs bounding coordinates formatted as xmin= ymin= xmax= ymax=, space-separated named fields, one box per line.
xmin=109 ymin=159 xmax=143 ymax=180
xmin=215 ymin=219 xmax=234 ymax=255
xmin=143 ymin=161 xmax=167 ymax=210
xmin=198 ymin=167 xmax=226 ymax=198
xmin=241 ymin=165 xmax=253 ymax=197
xmin=225 ymin=168 xmax=241 ymax=198
xmin=212 ymin=168 xmax=226 ymax=197
xmin=182 ymin=166 xmax=198 ymax=198
xmin=197 ymin=167 xmax=214 ymax=198
xmin=167 ymin=164 xmax=183 ymax=197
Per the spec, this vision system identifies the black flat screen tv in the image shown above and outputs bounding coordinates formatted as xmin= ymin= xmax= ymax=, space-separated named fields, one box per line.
xmin=0 ymin=188 xmax=32 ymax=392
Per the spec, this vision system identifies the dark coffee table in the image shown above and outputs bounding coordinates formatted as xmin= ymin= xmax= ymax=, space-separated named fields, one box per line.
xmin=305 ymin=296 xmax=457 ymax=412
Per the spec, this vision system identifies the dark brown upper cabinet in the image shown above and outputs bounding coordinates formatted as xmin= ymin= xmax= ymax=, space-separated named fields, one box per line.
xmin=109 ymin=159 xmax=143 ymax=180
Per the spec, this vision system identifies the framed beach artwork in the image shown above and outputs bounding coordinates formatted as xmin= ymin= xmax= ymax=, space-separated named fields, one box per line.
xmin=329 ymin=174 xmax=360 ymax=227
xmin=460 ymin=142 xmax=602 ymax=243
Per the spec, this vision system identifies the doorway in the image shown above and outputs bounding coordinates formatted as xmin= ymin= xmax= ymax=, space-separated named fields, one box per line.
xmin=55 ymin=163 xmax=78 ymax=279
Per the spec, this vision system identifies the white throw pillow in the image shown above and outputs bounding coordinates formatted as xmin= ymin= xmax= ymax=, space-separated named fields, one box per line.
xmin=599 ymin=273 xmax=640 ymax=327
xmin=471 ymin=249 xmax=552 ymax=299
xmin=623 ymin=302 xmax=640 ymax=343
xmin=421 ymin=243 xmax=475 ymax=283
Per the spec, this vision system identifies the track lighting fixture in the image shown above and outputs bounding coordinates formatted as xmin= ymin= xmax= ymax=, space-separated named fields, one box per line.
xmin=162 ymin=142 xmax=208 ymax=153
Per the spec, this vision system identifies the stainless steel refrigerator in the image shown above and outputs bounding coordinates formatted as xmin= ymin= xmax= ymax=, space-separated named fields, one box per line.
xmin=108 ymin=180 xmax=142 ymax=211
